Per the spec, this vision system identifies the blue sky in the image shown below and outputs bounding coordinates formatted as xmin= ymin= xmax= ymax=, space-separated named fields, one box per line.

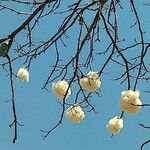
xmin=0 ymin=0 xmax=150 ymax=150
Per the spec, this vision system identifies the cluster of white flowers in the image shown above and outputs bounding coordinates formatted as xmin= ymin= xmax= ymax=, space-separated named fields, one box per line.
xmin=17 ymin=67 xmax=29 ymax=82
xmin=51 ymin=71 xmax=100 ymax=124
xmin=80 ymin=71 xmax=101 ymax=92
xmin=65 ymin=104 xmax=85 ymax=123
xmin=52 ymin=80 xmax=71 ymax=101
xmin=106 ymin=116 xmax=123 ymax=134
xmin=119 ymin=90 xmax=142 ymax=113
xmin=106 ymin=90 xmax=143 ymax=135
xmin=51 ymin=70 xmax=143 ymax=135
xmin=16 ymin=65 xmax=145 ymax=137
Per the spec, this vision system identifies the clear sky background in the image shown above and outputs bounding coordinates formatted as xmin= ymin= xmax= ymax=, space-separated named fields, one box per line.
xmin=0 ymin=0 xmax=150 ymax=150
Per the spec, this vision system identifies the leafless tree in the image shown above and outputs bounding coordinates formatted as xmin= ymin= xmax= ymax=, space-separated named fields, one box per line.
xmin=0 ymin=0 xmax=150 ymax=149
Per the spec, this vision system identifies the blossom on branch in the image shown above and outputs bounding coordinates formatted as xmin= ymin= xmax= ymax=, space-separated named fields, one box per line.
xmin=80 ymin=71 xmax=101 ymax=92
xmin=65 ymin=104 xmax=85 ymax=123
xmin=17 ymin=67 xmax=29 ymax=82
xmin=119 ymin=90 xmax=142 ymax=113
xmin=106 ymin=116 xmax=123 ymax=135
xmin=52 ymin=80 xmax=71 ymax=101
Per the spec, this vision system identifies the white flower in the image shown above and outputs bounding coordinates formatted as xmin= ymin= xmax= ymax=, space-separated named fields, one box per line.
xmin=52 ymin=80 xmax=71 ymax=101
xmin=65 ymin=104 xmax=85 ymax=123
xmin=17 ymin=67 xmax=29 ymax=82
xmin=106 ymin=116 xmax=123 ymax=134
xmin=80 ymin=71 xmax=101 ymax=92
xmin=119 ymin=90 xmax=142 ymax=113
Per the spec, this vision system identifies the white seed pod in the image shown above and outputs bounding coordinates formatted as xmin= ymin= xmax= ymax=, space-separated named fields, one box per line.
xmin=119 ymin=90 xmax=142 ymax=113
xmin=17 ymin=67 xmax=29 ymax=82
xmin=80 ymin=71 xmax=101 ymax=92
xmin=66 ymin=104 xmax=85 ymax=123
xmin=52 ymin=80 xmax=71 ymax=101
xmin=106 ymin=116 xmax=123 ymax=134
